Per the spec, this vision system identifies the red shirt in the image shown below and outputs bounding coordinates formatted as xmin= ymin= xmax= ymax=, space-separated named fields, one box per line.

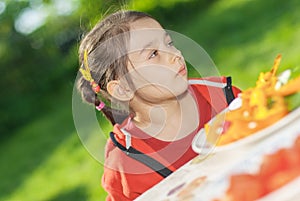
xmin=102 ymin=78 xmax=241 ymax=201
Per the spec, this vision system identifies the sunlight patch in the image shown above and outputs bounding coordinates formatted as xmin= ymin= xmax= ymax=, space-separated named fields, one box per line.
xmin=14 ymin=7 xmax=48 ymax=35
xmin=0 ymin=1 xmax=6 ymax=15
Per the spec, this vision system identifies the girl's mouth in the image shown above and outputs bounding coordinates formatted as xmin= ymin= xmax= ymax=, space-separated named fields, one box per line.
xmin=177 ymin=64 xmax=187 ymax=76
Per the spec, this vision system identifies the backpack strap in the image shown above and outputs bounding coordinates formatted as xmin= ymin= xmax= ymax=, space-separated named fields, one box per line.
xmin=223 ymin=76 xmax=235 ymax=105
xmin=189 ymin=76 xmax=237 ymax=112
xmin=109 ymin=132 xmax=173 ymax=178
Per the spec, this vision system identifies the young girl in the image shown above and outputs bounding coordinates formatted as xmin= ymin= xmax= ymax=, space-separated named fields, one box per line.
xmin=77 ymin=10 xmax=240 ymax=201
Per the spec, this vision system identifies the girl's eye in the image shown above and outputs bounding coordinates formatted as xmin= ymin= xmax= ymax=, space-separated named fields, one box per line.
xmin=167 ymin=41 xmax=174 ymax=47
xmin=149 ymin=50 xmax=158 ymax=59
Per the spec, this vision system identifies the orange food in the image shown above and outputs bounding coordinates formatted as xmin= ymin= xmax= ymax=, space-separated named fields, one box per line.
xmin=274 ymin=76 xmax=300 ymax=96
xmin=205 ymin=55 xmax=300 ymax=146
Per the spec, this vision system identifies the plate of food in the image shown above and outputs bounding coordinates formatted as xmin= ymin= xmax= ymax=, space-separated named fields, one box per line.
xmin=192 ymin=55 xmax=300 ymax=155
xmin=211 ymin=133 xmax=300 ymax=201
xmin=190 ymin=120 xmax=300 ymax=201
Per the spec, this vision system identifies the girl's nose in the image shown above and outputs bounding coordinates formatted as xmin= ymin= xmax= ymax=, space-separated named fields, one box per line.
xmin=169 ymin=49 xmax=182 ymax=64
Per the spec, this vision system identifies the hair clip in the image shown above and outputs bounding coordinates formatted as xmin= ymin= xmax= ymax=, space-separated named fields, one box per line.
xmin=91 ymin=81 xmax=101 ymax=93
xmin=96 ymin=101 xmax=105 ymax=111
xmin=79 ymin=50 xmax=101 ymax=94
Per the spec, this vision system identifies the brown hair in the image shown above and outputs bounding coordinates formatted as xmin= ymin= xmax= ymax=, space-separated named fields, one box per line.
xmin=77 ymin=10 xmax=153 ymax=125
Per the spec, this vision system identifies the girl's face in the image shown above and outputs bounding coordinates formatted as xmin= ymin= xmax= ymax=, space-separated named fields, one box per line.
xmin=126 ymin=18 xmax=188 ymax=103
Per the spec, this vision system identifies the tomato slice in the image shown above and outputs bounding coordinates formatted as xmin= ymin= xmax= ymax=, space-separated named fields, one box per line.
xmin=226 ymin=174 xmax=266 ymax=201
xmin=293 ymin=136 xmax=300 ymax=151
xmin=266 ymin=168 xmax=300 ymax=192
xmin=259 ymin=151 xmax=285 ymax=179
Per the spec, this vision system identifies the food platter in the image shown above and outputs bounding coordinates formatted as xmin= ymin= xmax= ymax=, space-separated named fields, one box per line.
xmin=192 ymin=106 xmax=300 ymax=155
xmin=191 ymin=110 xmax=300 ymax=201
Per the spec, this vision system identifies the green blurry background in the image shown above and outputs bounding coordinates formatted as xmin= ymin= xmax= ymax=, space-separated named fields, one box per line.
xmin=1 ymin=0 xmax=300 ymax=200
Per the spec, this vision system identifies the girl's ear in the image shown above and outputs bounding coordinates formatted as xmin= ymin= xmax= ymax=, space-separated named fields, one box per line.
xmin=107 ymin=80 xmax=134 ymax=101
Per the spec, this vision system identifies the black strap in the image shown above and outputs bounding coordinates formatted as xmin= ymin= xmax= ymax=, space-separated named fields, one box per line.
xmin=223 ymin=76 xmax=235 ymax=105
xmin=109 ymin=132 xmax=173 ymax=178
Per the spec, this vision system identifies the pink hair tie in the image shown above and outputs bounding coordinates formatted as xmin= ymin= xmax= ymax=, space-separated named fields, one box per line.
xmin=96 ymin=101 xmax=105 ymax=111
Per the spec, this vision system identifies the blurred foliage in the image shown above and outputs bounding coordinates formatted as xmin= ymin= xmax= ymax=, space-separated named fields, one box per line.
xmin=0 ymin=0 xmax=120 ymax=138
xmin=1 ymin=0 xmax=75 ymax=137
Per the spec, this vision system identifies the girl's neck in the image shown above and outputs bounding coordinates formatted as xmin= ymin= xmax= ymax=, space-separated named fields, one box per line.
xmin=131 ymin=91 xmax=199 ymax=141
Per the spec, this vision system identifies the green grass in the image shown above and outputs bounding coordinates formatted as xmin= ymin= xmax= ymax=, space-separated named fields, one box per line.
xmin=169 ymin=0 xmax=300 ymax=89
xmin=2 ymin=0 xmax=300 ymax=200
xmin=0 ymin=85 xmax=110 ymax=201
